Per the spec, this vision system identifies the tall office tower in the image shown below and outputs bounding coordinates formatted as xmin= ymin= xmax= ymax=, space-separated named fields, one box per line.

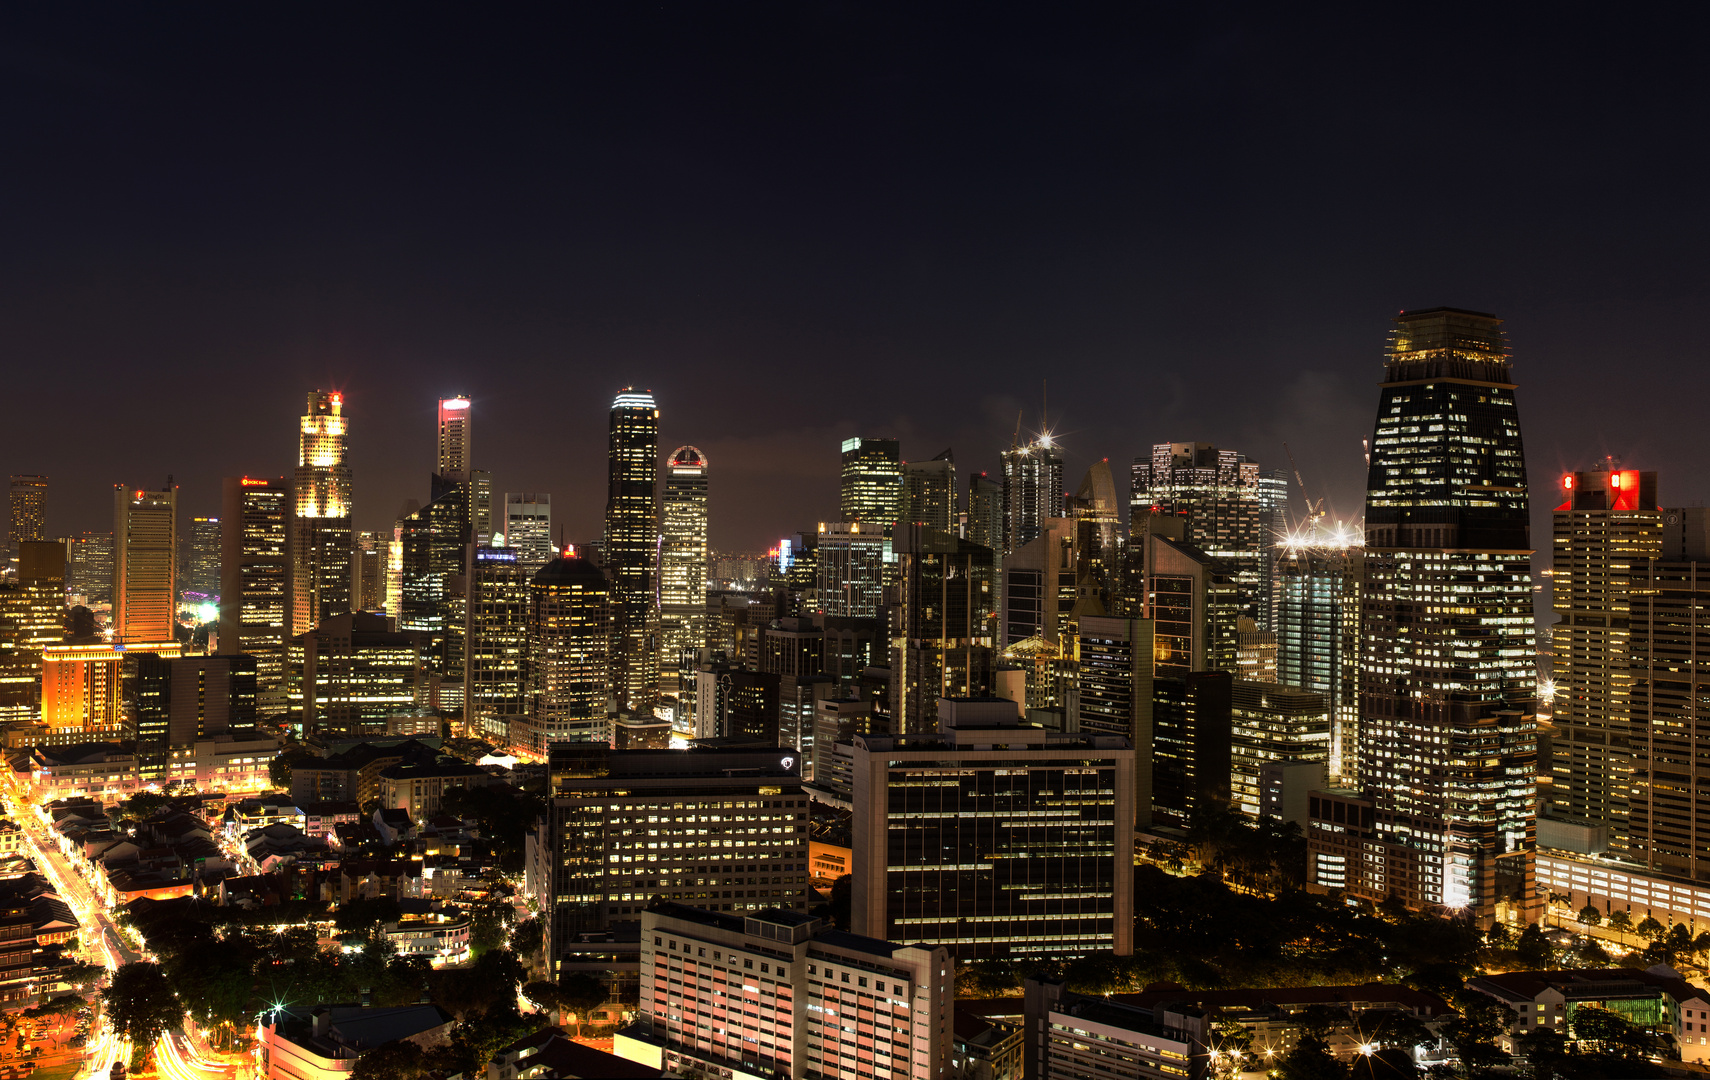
xmin=184 ymin=515 xmax=220 ymax=601
xmin=220 ymin=477 xmax=291 ymax=714
xmin=0 ymin=541 xmax=68 ymax=724
xmin=1148 ymin=531 xmax=1242 ymax=676
xmin=1000 ymin=517 xmax=1077 ymax=648
xmin=6 ymin=476 xmax=46 ymax=574
xmin=532 ymin=746 xmax=808 ymax=980
xmin=1076 ymin=614 xmax=1156 ymax=825
xmin=757 ymin=618 xmax=831 ymax=755
xmin=629 ymin=905 xmax=952 ymax=1080
xmin=901 ymin=450 xmax=956 ymax=531
xmin=1548 ymin=467 xmax=1660 ymax=839
xmin=606 ymin=389 xmax=661 ymax=713
xmin=398 ymin=484 xmax=473 ymax=703
xmin=437 ymin=396 xmax=472 ymax=480
xmin=291 ymin=389 xmax=353 ymax=637
xmin=464 ymin=545 xmax=531 ymax=746
xmin=852 ymin=698 xmax=1133 ymax=960
xmin=523 ymin=550 xmax=611 ymax=754
xmin=889 ymin=524 xmax=996 ymax=734
xmin=839 ymin=437 xmax=902 ymax=526
xmin=66 ymin=532 xmax=115 ymax=606
xmin=40 ymin=643 xmax=125 ymax=738
xmin=1001 ymin=436 xmax=1064 ymax=556
xmin=1066 ymin=460 xmax=1122 ymax=594
xmin=132 ymin=653 xmax=258 ymax=778
xmin=1628 ymin=510 xmax=1710 ymax=880
xmin=113 ymin=482 xmax=179 ymax=646
xmin=1129 ymin=442 xmax=1281 ymax=628
xmin=966 ymin=472 xmax=1003 ymax=547
xmin=1151 ymin=671 xmax=1233 ymax=823
xmin=659 ymin=446 xmax=709 ymax=693
xmin=814 ymin=523 xmax=887 ymax=618
xmin=1356 ymin=307 xmax=1537 ymax=922
xmin=354 ymin=530 xmax=389 ymax=613
xmin=1273 ymin=542 xmax=1364 ymax=781
xmin=1228 ymin=680 xmax=1329 ymax=816
xmin=287 ymin=611 xmax=426 ymax=739
xmin=504 ymin=494 xmax=554 ymax=574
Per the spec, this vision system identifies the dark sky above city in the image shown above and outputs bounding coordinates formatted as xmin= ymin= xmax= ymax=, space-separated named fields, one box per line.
xmin=4 ymin=7 xmax=1709 ymax=553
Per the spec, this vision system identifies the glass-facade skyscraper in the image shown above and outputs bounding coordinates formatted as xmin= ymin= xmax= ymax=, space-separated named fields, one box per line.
xmin=220 ymin=476 xmax=290 ymax=714
xmin=839 ymin=437 xmax=901 ymax=526
xmin=7 ymin=475 xmax=46 ymax=576
xmin=1272 ymin=543 xmax=1362 ymax=781
xmin=1356 ymin=307 xmax=1537 ymax=921
xmin=659 ymin=445 xmax=708 ymax=694
xmin=113 ymin=482 xmax=178 ymax=646
xmin=606 ymin=389 xmax=660 ymax=713
xmin=290 ymin=389 xmax=353 ymax=638
xmin=1000 ymin=437 xmax=1063 ymax=557
xmin=504 ymin=493 xmax=554 ymax=575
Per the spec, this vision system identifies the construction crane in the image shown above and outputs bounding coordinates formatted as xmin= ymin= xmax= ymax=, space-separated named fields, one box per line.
xmin=1283 ymin=442 xmax=1326 ymax=528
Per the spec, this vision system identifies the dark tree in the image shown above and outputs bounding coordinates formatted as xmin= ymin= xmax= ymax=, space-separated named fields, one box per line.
xmin=1440 ymin=993 xmax=1515 ymax=1079
xmin=100 ymin=962 xmax=181 ymax=1060
xmin=351 ymin=1038 xmax=427 ymax=1080
xmin=558 ymin=972 xmax=608 ymax=1035
xmin=335 ymin=896 xmax=403 ymax=933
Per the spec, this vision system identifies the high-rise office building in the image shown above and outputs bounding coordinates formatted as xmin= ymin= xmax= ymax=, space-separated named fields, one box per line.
xmin=183 ymin=515 xmax=220 ymax=602
xmin=659 ymin=446 xmax=709 ymax=693
xmin=889 ymin=524 xmax=996 ymax=734
xmin=852 ymin=697 xmax=1133 ymax=960
xmin=0 ymin=541 xmax=68 ymax=725
xmin=132 ymin=653 xmax=258 ymax=778
xmin=7 ymin=476 xmax=46 ymax=575
xmin=354 ymin=530 xmax=389 ymax=613
xmin=966 ymin=472 xmax=1003 ymax=549
xmin=522 ymin=550 xmax=611 ymax=754
xmin=504 ymin=493 xmax=554 ymax=575
xmin=398 ymin=482 xmax=472 ymax=705
xmin=1548 ymin=467 xmax=1660 ymax=839
xmin=627 ymin=905 xmax=951 ymax=1080
xmin=437 ymin=396 xmax=472 ymax=480
xmin=1272 ymin=542 xmax=1363 ymax=782
xmin=287 ymin=611 xmax=426 ymax=739
xmin=465 ymin=545 xmax=531 ymax=746
xmin=1001 ymin=437 xmax=1063 ymax=557
xmin=220 ymin=477 xmax=291 ymax=714
xmin=1076 ymin=614 xmax=1155 ymax=825
xmin=66 ymin=532 xmax=114 ymax=606
xmin=1000 ymin=516 xmax=1076 ymax=648
xmin=839 ymin=437 xmax=902 ymax=527
xmin=1147 ymin=531 xmax=1241 ymax=676
xmin=901 ymin=450 xmax=956 ymax=532
xmin=1351 ymin=307 xmax=1537 ymax=922
xmin=1151 ymin=670 xmax=1233 ymax=824
xmin=531 ymin=746 xmax=808 ymax=979
xmin=1228 ymin=680 xmax=1330 ymax=816
xmin=113 ymin=482 xmax=179 ymax=647
xmin=1129 ymin=442 xmax=1285 ymax=628
xmin=291 ymin=390 xmax=353 ymax=637
xmin=606 ymin=389 xmax=661 ymax=713
xmin=814 ymin=523 xmax=887 ymax=619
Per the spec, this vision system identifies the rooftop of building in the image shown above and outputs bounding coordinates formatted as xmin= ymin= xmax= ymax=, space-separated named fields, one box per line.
xmin=1470 ymin=967 xmax=1709 ymax=1005
xmin=32 ymin=742 xmax=133 ymax=766
xmin=1120 ymin=981 xmax=1450 ymax=1018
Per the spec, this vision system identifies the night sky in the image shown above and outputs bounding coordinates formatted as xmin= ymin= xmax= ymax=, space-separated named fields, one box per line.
xmin=5 ymin=7 xmax=1709 ymax=554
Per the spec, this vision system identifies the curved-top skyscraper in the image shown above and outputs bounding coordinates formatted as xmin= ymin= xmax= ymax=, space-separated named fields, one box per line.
xmin=606 ymin=388 xmax=660 ymax=713
xmin=1346 ymin=307 xmax=1537 ymax=923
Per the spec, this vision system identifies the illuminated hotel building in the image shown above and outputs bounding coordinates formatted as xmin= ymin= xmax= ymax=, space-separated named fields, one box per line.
xmin=839 ymin=437 xmax=901 ymax=527
xmin=659 ymin=446 xmax=709 ymax=694
xmin=113 ymin=482 xmax=179 ymax=647
xmin=1548 ymin=466 xmax=1660 ymax=842
xmin=814 ymin=523 xmax=886 ymax=619
xmin=532 ymin=745 xmax=808 ymax=979
xmin=625 ymin=905 xmax=952 ymax=1080
xmin=288 ymin=611 xmax=426 ymax=739
xmin=290 ymin=390 xmax=353 ymax=637
xmin=1001 ymin=436 xmax=1063 ymax=557
xmin=40 ymin=644 xmax=125 ymax=738
xmin=523 ymin=550 xmax=611 ymax=753
xmin=504 ymin=493 xmax=554 ymax=575
xmin=7 ymin=475 xmax=46 ymax=575
xmin=1312 ymin=308 xmax=1536 ymax=923
xmin=851 ymin=698 xmax=1133 ymax=960
xmin=901 ymin=450 xmax=956 ymax=531
xmin=1130 ymin=442 xmax=1287 ymax=629
xmin=464 ymin=545 xmax=530 ymax=746
xmin=606 ymin=389 xmax=660 ymax=713
xmin=1272 ymin=542 xmax=1363 ymax=781
xmin=220 ymin=477 xmax=290 ymax=713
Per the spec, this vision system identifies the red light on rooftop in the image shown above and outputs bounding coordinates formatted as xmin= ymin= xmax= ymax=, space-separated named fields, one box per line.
xmin=240 ymin=478 xmax=267 ymax=487
xmin=1563 ymin=475 xmax=1574 ymax=491
xmin=1611 ymin=472 xmax=1623 ymax=490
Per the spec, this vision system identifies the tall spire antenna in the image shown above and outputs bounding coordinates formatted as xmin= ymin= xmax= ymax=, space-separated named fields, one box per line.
xmin=1042 ymin=380 xmax=1048 ymax=434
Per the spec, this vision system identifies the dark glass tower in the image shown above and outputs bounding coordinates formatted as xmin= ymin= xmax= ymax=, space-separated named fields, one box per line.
xmin=1359 ymin=307 xmax=1536 ymax=922
xmin=606 ymin=389 xmax=660 ymax=713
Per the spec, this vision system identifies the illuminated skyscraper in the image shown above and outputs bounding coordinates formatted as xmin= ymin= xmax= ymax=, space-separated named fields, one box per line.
xmin=355 ymin=530 xmax=389 ymax=613
xmin=1329 ymin=308 xmax=1537 ymax=922
xmin=504 ymin=493 xmax=554 ymax=574
xmin=901 ymin=450 xmax=956 ymax=531
xmin=966 ymin=472 xmax=1002 ymax=550
xmin=659 ymin=446 xmax=709 ymax=692
xmin=291 ymin=390 xmax=353 ymax=637
xmin=814 ymin=523 xmax=887 ymax=618
xmin=288 ymin=611 xmax=426 ymax=739
xmin=0 ymin=541 xmax=68 ymax=725
xmin=221 ymin=476 xmax=291 ymax=714
xmin=524 ymin=550 xmax=611 ymax=753
xmin=465 ymin=544 xmax=531 ymax=746
xmin=7 ymin=475 xmax=46 ymax=575
xmin=398 ymin=485 xmax=471 ymax=705
xmin=890 ymin=524 xmax=997 ymax=733
xmin=1272 ymin=542 xmax=1363 ymax=781
xmin=1001 ymin=436 xmax=1063 ymax=556
xmin=1129 ymin=442 xmax=1285 ymax=628
xmin=184 ymin=515 xmax=220 ymax=602
xmin=605 ymin=388 xmax=660 ymax=713
xmin=839 ymin=437 xmax=901 ymax=526
xmin=1548 ymin=466 xmax=1661 ymax=843
xmin=437 ymin=396 xmax=472 ymax=480
xmin=113 ymin=482 xmax=179 ymax=646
